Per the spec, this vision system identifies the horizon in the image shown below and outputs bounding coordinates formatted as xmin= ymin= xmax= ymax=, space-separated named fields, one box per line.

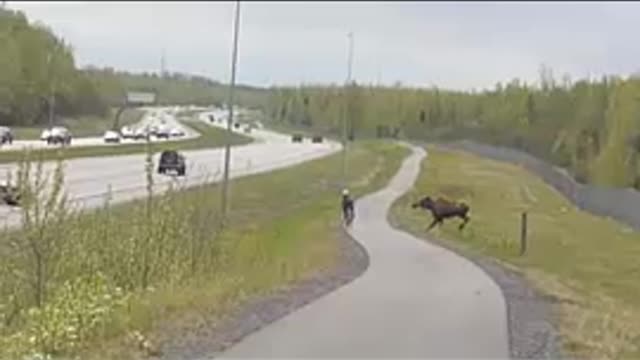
xmin=6 ymin=1 xmax=639 ymax=91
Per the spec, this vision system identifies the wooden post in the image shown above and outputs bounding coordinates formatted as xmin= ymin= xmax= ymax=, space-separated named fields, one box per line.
xmin=520 ymin=212 xmax=528 ymax=256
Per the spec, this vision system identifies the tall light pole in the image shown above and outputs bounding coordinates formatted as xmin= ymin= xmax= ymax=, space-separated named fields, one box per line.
xmin=220 ymin=0 xmax=241 ymax=221
xmin=342 ymin=31 xmax=354 ymax=188
xmin=160 ymin=49 xmax=166 ymax=78
xmin=47 ymin=51 xmax=56 ymax=129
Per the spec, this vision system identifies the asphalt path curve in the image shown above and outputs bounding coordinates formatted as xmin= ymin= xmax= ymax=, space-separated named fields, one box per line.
xmin=0 ymin=110 xmax=341 ymax=228
xmin=216 ymin=144 xmax=510 ymax=359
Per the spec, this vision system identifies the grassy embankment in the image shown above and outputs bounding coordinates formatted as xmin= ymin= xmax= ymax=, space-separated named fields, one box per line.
xmin=0 ymin=139 xmax=408 ymax=359
xmin=391 ymin=146 xmax=640 ymax=359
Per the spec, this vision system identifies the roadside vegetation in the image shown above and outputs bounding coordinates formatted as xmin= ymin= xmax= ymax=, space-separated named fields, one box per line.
xmin=264 ymin=71 xmax=640 ymax=190
xmin=0 ymin=139 xmax=408 ymax=359
xmin=390 ymin=146 xmax=640 ymax=359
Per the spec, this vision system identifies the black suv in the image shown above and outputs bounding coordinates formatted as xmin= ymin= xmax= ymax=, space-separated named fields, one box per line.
xmin=0 ymin=182 xmax=20 ymax=206
xmin=158 ymin=150 xmax=186 ymax=176
xmin=291 ymin=134 xmax=303 ymax=143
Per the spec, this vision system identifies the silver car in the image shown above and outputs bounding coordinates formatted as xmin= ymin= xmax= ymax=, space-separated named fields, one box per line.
xmin=46 ymin=126 xmax=72 ymax=145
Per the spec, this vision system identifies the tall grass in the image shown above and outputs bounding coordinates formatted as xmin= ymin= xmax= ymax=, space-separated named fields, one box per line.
xmin=0 ymin=140 xmax=408 ymax=359
xmin=390 ymin=146 xmax=640 ymax=359
xmin=0 ymin=142 xmax=227 ymax=358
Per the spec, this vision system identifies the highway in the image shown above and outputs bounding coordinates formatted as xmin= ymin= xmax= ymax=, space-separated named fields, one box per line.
xmin=0 ymin=106 xmax=198 ymax=152
xmin=0 ymin=107 xmax=341 ymax=228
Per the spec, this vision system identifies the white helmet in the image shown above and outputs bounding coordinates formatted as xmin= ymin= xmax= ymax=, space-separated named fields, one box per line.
xmin=342 ymin=188 xmax=349 ymax=196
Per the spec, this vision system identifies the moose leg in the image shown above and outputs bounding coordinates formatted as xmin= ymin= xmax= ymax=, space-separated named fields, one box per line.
xmin=458 ymin=214 xmax=470 ymax=230
xmin=426 ymin=218 xmax=438 ymax=231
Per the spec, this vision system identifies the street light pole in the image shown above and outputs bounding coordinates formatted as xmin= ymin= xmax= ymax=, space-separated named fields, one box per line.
xmin=342 ymin=32 xmax=354 ymax=188
xmin=47 ymin=52 xmax=55 ymax=128
xmin=220 ymin=0 xmax=241 ymax=222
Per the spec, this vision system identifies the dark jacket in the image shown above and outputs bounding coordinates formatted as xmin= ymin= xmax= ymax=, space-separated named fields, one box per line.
xmin=342 ymin=195 xmax=354 ymax=212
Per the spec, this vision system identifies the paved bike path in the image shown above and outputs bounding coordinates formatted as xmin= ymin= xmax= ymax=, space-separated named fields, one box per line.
xmin=218 ymin=144 xmax=510 ymax=358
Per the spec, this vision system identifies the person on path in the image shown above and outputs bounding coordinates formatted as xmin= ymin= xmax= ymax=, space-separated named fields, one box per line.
xmin=341 ymin=188 xmax=355 ymax=225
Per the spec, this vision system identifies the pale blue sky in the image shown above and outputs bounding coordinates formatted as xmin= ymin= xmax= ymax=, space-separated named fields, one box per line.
xmin=7 ymin=1 xmax=640 ymax=90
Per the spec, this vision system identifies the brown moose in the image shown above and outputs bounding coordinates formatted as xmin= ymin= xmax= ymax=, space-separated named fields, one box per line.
xmin=411 ymin=196 xmax=470 ymax=231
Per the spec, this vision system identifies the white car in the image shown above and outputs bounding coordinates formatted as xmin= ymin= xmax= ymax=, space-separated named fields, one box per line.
xmin=44 ymin=127 xmax=72 ymax=145
xmin=40 ymin=129 xmax=51 ymax=141
xmin=169 ymin=127 xmax=185 ymax=137
xmin=133 ymin=127 xmax=149 ymax=140
xmin=103 ymin=130 xmax=121 ymax=143
xmin=155 ymin=125 xmax=170 ymax=139
xmin=121 ymin=126 xmax=135 ymax=139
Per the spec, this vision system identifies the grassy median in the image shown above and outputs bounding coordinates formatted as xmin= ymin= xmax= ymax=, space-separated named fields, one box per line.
xmin=11 ymin=109 xmax=146 ymax=140
xmin=0 ymin=120 xmax=251 ymax=164
xmin=0 ymin=140 xmax=408 ymax=359
xmin=390 ymin=146 xmax=640 ymax=360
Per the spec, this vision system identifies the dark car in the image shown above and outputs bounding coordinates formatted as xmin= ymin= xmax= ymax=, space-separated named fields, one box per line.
xmin=0 ymin=182 xmax=20 ymax=206
xmin=311 ymin=135 xmax=323 ymax=143
xmin=234 ymin=122 xmax=241 ymax=129
xmin=0 ymin=127 xmax=13 ymax=145
xmin=291 ymin=134 xmax=303 ymax=143
xmin=158 ymin=150 xmax=186 ymax=176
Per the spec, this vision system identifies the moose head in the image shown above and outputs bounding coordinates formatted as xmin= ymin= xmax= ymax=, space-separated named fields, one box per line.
xmin=411 ymin=196 xmax=434 ymax=210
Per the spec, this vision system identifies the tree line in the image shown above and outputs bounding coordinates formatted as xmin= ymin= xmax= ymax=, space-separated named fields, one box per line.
xmin=83 ymin=67 xmax=267 ymax=109
xmin=0 ymin=8 xmax=266 ymax=128
xmin=0 ymin=8 xmax=108 ymax=126
xmin=263 ymin=68 xmax=640 ymax=189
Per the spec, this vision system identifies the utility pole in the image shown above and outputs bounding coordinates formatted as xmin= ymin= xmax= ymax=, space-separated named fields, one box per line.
xmin=47 ymin=51 xmax=55 ymax=128
xmin=342 ymin=31 xmax=354 ymax=188
xmin=220 ymin=0 xmax=241 ymax=221
xmin=160 ymin=49 xmax=166 ymax=78
xmin=49 ymin=83 xmax=56 ymax=128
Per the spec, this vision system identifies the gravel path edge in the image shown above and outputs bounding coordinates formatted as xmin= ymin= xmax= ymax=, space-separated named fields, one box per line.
xmin=388 ymin=211 xmax=563 ymax=359
xmin=158 ymin=226 xmax=370 ymax=360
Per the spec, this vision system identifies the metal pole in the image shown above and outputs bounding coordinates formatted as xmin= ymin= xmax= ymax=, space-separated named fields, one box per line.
xmin=520 ymin=211 xmax=528 ymax=256
xmin=342 ymin=32 xmax=354 ymax=188
xmin=160 ymin=49 xmax=166 ymax=78
xmin=220 ymin=0 xmax=241 ymax=220
xmin=49 ymin=83 xmax=55 ymax=128
xmin=47 ymin=52 xmax=55 ymax=128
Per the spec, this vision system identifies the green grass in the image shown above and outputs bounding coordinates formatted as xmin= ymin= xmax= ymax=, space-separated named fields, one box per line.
xmin=108 ymin=141 xmax=407 ymax=359
xmin=12 ymin=109 xmax=145 ymax=140
xmin=0 ymin=119 xmax=251 ymax=164
xmin=390 ymin=146 xmax=640 ymax=360
xmin=0 ymin=139 xmax=408 ymax=359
